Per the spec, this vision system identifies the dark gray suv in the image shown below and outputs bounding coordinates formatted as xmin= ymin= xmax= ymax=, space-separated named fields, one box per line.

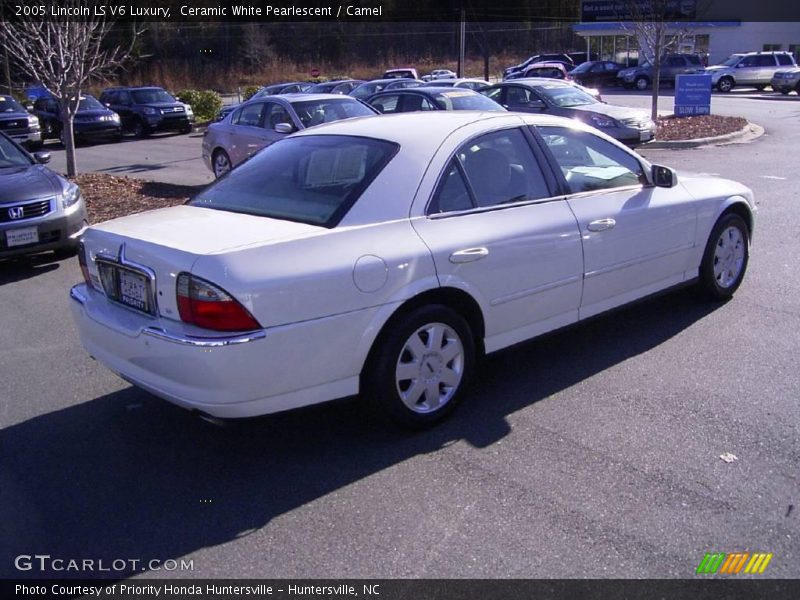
xmin=617 ymin=54 xmax=704 ymax=90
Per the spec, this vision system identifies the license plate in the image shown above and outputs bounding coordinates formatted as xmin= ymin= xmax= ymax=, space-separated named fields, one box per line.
xmin=6 ymin=226 xmax=38 ymax=247
xmin=118 ymin=269 xmax=149 ymax=312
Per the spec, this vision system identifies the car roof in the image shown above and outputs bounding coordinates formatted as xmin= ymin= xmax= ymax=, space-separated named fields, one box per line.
xmin=292 ymin=110 xmax=573 ymax=148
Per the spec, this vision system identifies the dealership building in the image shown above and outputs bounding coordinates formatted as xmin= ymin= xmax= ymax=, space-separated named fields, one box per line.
xmin=574 ymin=1 xmax=800 ymax=65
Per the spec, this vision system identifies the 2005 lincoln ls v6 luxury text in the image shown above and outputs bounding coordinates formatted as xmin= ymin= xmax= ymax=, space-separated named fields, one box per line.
xmin=69 ymin=112 xmax=755 ymax=428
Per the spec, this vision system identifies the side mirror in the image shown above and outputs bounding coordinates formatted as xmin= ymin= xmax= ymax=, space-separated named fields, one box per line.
xmin=33 ymin=151 xmax=51 ymax=164
xmin=652 ymin=164 xmax=677 ymax=188
xmin=274 ymin=122 xmax=295 ymax=134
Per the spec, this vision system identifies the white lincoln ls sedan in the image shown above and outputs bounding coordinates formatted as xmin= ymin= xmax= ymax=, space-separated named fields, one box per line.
xmin=70 ymin=112 xmax=755 ymax=427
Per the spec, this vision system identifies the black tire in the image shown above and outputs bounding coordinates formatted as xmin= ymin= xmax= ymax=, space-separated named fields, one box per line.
xmin=781 ymin=89 xmax=790 ymax=95
xmin=41 ymin=120 xmax=54 ymax=139
xmin=634 ymin=76 xmax=649 ymax=91
xmin=131 ymin=119 xmax=149 ymax=138
xmin=212 ymin=149 xmax=232 ymax=179
xmin=27 ymin=140 xmax=44 ymax=151
xmin=717 ymin=77 xmax=734 ymax=93
xmin=796 ymin=82 xmax=800 ymax=95
xmin=362 ymin=305 xmax=475 ymax=429
xmin=179 ymin=124 xmax=192 ymax=134
xmin=698 ymin=213 xmax=749 ymax=300
xmin=754 ymin=84 xmax=766 ymax=91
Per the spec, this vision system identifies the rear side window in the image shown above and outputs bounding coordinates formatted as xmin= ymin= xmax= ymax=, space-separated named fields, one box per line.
xmin=686 ymin=55 xmax=702 ymax=65
xmin=777 ymin=54 xmax=794 ymax=66
xmin=429 ymin=128 xmax=551 ymax=213
xmin=191 ymin=135 xmax=398 ymax=228
xmin=234 ymin=102 xmax=266 ymax=127
xmin=755 ymin=55 xmax=776 ymax=67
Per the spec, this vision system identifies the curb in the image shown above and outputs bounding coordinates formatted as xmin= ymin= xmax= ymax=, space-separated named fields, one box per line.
xmin=645 ymin=122 xmax=764 ymax=149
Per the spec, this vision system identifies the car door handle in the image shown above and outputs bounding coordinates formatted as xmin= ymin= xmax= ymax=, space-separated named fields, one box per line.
xmin=449 ymin=247 xmax=489 ymax=264
xmin=587 ymin=218 xmax=616 ymax=232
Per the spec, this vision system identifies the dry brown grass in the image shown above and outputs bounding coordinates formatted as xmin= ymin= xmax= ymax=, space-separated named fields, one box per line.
xmin=111 ymin=54 xmax=518 ymax=93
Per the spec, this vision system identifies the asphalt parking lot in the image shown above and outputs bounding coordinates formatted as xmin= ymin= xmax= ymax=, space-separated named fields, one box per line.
xmin=1 ymin=92 xmax=798 ymax=579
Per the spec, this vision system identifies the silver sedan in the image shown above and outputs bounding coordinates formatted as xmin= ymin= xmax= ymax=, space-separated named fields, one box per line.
xmin=202 ymin=93 xmax=378 ymax=178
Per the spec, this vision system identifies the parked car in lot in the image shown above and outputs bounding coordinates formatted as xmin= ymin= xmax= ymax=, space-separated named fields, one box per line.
xmin=423 ymin=69 xmax=457 ymax=81
xmin=520 ymin=62 xmax=571 ymax=80
xmin=70 ymin=111 xmax=754 ymax=427
xmin=366 ymin=87 xmax=505 ymax=114
xmin=617 ymin=54 xmax=704 ymax=90
xmin=481 ymin=79 xmax=654 ymax=143
xmin=770 ymin=66 xmax=800 ymax=95
xmin=33 ymin=95 xmax=121 ymax=145
xmin=0 ymin=95 xmax=42 ymax=149
xmin=705 ymin=51 xmax=797 ymax=92
xmin=569 ymin=60 xmax=625 ymax=88
xmin=349 ymin=78 xmax=424 ymax=99
xmin=383 ymin=68 xmax=420 ymax=80
xmin=503 ymin=53 xmax=574 ymax=79
xmin=420 ymin=78 xmax=490 ymax=90
xmin=202 ymin=93 xmax=378 ymax=178
xmin=0 ymin=132 xmax=87 ymax=259
xmin=217 ymin=82 xmax=318 ymax=122
xmin=99 ymin=86 xmax=194 ymax=138
xmin=307 ymin=79 xmax=365 ymax=94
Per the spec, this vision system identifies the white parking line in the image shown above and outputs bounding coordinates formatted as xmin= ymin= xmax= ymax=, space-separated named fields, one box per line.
xmin=760 ymin=175 xmax=787 ymax=180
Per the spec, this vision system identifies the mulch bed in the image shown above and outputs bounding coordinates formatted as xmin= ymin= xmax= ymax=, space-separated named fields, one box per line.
xmin=71 ymin=115 xmax=749 ymax=222
xmin=70 ymin=173 xmax=206 ymax=224
xmin=656 ymin=114 xmax=748 ymax=141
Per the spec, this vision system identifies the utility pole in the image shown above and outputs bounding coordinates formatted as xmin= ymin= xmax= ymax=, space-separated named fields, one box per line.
xmin=458 ymin=8 xmax=466 ymax=77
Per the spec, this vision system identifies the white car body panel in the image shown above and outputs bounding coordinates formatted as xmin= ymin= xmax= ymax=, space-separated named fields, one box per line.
xmin=71 ymin=112 xmax=756 ymax=419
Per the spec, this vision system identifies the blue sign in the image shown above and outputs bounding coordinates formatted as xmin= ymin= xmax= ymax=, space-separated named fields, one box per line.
xmin=675 ymin=74 xmax=712 ymax=117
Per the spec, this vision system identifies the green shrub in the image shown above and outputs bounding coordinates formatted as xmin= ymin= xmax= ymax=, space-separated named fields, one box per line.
xmin=242 ymin=85 xmax=260 ymax=101
xmin=177 ymin=89 xmax=223 ymax=123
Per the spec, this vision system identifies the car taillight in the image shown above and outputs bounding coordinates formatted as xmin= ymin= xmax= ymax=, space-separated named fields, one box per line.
xmin=176 ymin=273 xmax=261 ymax=332
xmin=78 ymin=241 xmax=91 ymax=285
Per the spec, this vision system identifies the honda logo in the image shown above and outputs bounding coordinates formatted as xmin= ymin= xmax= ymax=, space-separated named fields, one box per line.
xmin=8 ymin=206 xmax=24 ymax=220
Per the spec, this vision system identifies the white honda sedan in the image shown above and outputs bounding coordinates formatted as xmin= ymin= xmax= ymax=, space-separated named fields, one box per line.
xmin=70 ymin=112 xmax=755 ymax=428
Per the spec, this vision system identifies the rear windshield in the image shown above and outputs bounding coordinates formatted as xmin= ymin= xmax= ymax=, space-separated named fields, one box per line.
xmin=290 ymin=99 xmax=376 ymax=128
xmin=190 ymin=135 xmax=398 ymax=227
xmin=131 ymin=89 xmax=176 ymax=104
xmin=432 ymin=91 xmax=504 ymax=111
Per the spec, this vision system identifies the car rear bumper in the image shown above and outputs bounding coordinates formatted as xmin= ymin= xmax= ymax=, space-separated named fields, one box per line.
xmin=69 ymin=283 xmax=378 ymax=418
xmin=0 ymin=204 xmax=87 ymax=258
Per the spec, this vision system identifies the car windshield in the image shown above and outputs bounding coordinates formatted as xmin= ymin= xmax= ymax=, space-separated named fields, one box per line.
xmin=570 ymin=62 xmax=593 ymax=74
xmin=0 ymin=96 xmax=26 ymax=113
xmin=190 ymin=135 xmax=398 ymax=227
xmin=0 ymin=135 xmax=33 ymax=167
xmin=721 ymin=55 xmax=743 ymax=66
xmin=78 ymin=96 xmax=104 ymax=111
xmin=290 ymin=99 xmax=376 ymax=127
xmin=536 ymin=85 xmax=597 ymax=107
xmin=130 ymin=89 xmax=176 ymax=104
xmin=432 ymin=91 xmax=505 ymax=111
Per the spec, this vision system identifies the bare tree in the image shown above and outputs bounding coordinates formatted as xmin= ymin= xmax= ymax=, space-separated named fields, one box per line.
xmin=0 ymin=1 xmax=140 ymax=176
xmin=619 ymin=0 xmax=698 ymax=120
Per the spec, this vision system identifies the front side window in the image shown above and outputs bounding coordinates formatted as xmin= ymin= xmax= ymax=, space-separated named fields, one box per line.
xmin=539 ymin=126 xmax=645 ymax=193
xmin=0 ymin=134 xmax=33 ymax=167
xmin=190 ymin=135 xmax=398 ymax=227
xmin=370 ymin=95 xmax=401 ymax=114
xmin=263 ymin=102 xmax=291 ymax=129
xmin=430 ymin=128 xmax=551 ymax=213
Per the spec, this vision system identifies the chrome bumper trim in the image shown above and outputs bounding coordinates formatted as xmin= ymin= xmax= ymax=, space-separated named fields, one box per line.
xmin=142 ymin=326 xmax=266 ymax=347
